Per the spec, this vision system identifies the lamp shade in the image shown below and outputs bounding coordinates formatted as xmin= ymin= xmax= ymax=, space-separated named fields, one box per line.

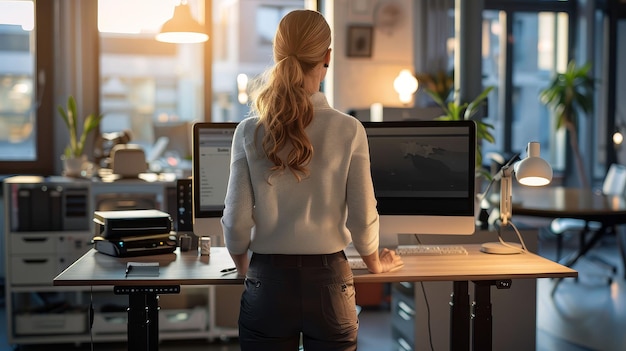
xmin=514 ymin=142 xmax=552 ymax=186
xmin=156 ymin=2 xmax=208 ymax=44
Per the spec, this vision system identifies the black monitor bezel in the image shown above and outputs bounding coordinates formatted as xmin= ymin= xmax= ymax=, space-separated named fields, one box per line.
xmin=192 ymin=122 xmax=239 ymax=219
xmin=361 ymin=120 xmax=477 ymax=217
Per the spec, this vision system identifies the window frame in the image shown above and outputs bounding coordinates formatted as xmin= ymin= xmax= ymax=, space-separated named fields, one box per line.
xmin=0 ymin=0 xmax=54 ymax=175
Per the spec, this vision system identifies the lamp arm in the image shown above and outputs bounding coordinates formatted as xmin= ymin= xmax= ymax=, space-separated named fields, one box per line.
xmin=499 ymin=165 xmax=514 ymax=226
xmin=477 ymin=152 xmax=520 ymax=204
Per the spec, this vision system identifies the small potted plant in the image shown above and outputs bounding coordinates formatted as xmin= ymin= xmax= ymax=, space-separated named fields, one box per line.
xmin=57 ymin=95 xmax=103 ymax=176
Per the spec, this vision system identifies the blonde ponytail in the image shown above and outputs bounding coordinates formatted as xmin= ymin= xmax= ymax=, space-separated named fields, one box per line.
xmin=250 ymin=10 xmax=331 ymax=182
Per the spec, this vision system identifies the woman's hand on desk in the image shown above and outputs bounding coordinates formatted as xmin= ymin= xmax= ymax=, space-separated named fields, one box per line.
xmin=362 ymin=248 xmax=404 ymax=274
xmin=229 ymin=252 xmax=249 ymax=277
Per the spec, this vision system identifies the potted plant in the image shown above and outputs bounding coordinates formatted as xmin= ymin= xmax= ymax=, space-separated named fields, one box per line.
xmin=424 ymin=86 xmax=496 ymax=180
xmin=539 ymin=60 xmax=595 ymax=188
xmin=57 ymin=95 xmax=103 ymax=176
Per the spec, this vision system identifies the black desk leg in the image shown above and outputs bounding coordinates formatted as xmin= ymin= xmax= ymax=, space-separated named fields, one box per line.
xmin=450 ymin=281 xmax=470 ymax=351
xmin=115 ymin=285 xmax=180 ymax=351
xmin=471 ymin=279 xmax=511 ymax=351
xmin=128 ymin=292 xmax=159 ymax=351
xmin=472 ymin=281 xmax=493 ymax=351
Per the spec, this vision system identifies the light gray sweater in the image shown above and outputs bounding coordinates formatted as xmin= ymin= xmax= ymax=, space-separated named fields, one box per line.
xmin=221 ymin=92 xmax=380 ymax=256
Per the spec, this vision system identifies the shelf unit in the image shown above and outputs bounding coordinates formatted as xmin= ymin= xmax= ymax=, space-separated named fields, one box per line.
xmin=3 ymin=175 xmax=240 ymax=347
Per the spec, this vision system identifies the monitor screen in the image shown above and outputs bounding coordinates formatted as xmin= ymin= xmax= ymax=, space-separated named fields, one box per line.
xmin=192 ymin=122 xmax=238 ymax=241
xmin=362 ymin=120 xmax=476 ymax=236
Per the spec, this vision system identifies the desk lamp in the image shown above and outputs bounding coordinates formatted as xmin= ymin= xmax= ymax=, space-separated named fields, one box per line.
xmin=156 ymin=1 xmax=209 ymax=44
xmin=481 ymin=141 xmax=553 ymax=254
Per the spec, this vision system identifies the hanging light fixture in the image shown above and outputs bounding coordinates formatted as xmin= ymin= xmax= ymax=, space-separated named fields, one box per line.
xmin=393 ymin=69 xmax=418 ymax=104
xmin=156 ymin=1 xmax=208 ymax=44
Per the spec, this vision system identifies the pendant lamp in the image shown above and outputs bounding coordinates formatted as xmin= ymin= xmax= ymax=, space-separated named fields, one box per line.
xmin=156 ymin=1 xmax=208 ymax=44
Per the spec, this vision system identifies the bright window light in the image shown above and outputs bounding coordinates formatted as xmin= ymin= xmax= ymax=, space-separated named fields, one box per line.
xmin=98 ymin=0 xmax=175 ymax=34
xmin=0 ymin=1 xmax=34 ymax=31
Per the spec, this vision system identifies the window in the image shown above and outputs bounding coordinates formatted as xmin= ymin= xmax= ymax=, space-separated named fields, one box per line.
xmin=98 ymin=0 xmax=205 ymax=169
xmin=0 ymin=0 xmax=54 ymax=174
xmin=97 ymin=0 xmax=305 ymax=173
xmin=482 ymin=3 xmax=573 ymax=180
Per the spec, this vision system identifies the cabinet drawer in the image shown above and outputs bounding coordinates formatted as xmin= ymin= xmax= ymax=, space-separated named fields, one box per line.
xmin=391 ymin=289 xmax=416 ymax=345
xmin=393 ymin=281 xmax=415 ymax=296
xmin=392 ymin=328 xmax=414 ymax=351
xmin=15 ymin=311 xmax=87 ymax=335
xmin=10 ymin=255 xmax=58 ymax=285
xmin=11 ymin=235 xmax=56 ymax=254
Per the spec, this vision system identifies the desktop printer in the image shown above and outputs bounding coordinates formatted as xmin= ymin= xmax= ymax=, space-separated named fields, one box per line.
xmin=92 ymin=209 xmax=177 ymax=257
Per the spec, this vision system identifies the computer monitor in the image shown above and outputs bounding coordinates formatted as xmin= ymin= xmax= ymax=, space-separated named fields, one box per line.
xmin=362 ymin=120 xmax=476 ymax=236
xmin=192 ymin=122 xmax=238 ymax=242
xmin=192 ymin=120 xmax=476 ymax=245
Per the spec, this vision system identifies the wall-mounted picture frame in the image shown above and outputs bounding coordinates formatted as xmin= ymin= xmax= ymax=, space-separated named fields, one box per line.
xmin=347 ymin=25 xmax=373 ymax=58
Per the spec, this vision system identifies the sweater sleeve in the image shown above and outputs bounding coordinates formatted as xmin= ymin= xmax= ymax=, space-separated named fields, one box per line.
xmin=345 ymin=121 xmax=380 ymax=256
xmin=221 ymin=121 xmax=255 ymax=255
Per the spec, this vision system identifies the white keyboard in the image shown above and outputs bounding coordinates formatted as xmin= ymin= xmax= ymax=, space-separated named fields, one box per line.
xmin=395 ymin=244 xmax=468 ymax=256
xmin=347 ymin=257 xmax=369 ymax=270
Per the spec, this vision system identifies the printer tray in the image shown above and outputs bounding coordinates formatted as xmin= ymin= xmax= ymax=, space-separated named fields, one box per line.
xmin=94 ymin=233 xmax=177 ymax=257
xmin=93 ymin=209 xmax=173 ymax=240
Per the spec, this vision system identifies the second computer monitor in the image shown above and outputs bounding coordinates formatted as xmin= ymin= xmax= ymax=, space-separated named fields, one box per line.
xmin=192 ymin=122 xmax=238 ymax=242
xmin=362 ymin=120 xmax=477 ymax=236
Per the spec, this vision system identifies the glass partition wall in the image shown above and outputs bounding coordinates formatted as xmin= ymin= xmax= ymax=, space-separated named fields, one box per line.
xmin=481 ymin=8 xmax=570 ymax=180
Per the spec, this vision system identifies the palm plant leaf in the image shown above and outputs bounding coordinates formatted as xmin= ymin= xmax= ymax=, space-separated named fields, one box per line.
xmin=539 ymin=60 xmax=596 ymax=188
xmin=427 ymin=85 xmax=496 ymax=179
xmin=57 ymin=95 xmax=103 ymax=157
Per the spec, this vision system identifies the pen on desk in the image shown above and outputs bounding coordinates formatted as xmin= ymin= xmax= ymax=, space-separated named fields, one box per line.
xmin=125 ymin=265 xmax=132 ymax=276
xmin=220 ymin=267 xmax=237 ymax=273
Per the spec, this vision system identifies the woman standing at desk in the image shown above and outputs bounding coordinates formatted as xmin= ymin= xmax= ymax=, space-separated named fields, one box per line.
xmin=221 ymin=9 xmax=403 ymax=351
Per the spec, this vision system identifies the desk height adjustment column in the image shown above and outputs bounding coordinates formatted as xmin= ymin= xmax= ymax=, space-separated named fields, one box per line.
xmin=450 ymin=281 xmax=470 ymax=351
xmin=114 ymin=286 xmax=181 ymax=351
xmin=471 ymin=280 xmax=512 ymax=351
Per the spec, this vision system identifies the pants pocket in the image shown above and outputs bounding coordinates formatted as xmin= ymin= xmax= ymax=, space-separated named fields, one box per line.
xmin=321 ymin=280 xmax=358 ymax=331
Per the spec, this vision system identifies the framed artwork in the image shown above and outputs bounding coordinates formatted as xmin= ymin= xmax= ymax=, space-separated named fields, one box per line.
xmin=347 ymin=25 xmax=373 ymax=57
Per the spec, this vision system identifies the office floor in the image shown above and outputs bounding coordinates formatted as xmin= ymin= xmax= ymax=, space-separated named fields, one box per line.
xmin=1 ymin=230 xmax=624 ymax=351
xmin=535 ymin=227 xmax=626 ymax=351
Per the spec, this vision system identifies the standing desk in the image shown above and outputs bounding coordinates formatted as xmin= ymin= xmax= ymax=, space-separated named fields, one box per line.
xmin=53 ymin=246 xmax=576 ymax=351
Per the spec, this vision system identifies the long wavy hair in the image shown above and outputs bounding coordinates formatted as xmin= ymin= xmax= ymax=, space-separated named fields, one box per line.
xmin=250 ymin=10 xmax=331 ymax=182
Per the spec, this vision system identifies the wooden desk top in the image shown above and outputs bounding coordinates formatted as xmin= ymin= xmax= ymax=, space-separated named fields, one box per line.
xmin=512 ymin=186 xmax=626 ymax=222
xmin=54 ymin=246 xmax=576 ymax=287
xmin=352 ymin=244 xmax=576 ymax=283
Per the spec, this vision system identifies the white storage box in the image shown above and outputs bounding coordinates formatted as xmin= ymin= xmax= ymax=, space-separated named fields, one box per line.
xmin=93 ymin=308 xmax=208 ymax=334
xmin=15 ymin=311 xmax=86 ymax=335
xmin=159 ymin=307 xmax=207 ymax=332
xmin=92 ymin=312 xmax=127 ymax=334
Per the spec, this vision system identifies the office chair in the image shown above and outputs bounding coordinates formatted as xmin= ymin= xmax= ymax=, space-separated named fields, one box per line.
xmin=549 ymin=163 xmax=626 ymax=282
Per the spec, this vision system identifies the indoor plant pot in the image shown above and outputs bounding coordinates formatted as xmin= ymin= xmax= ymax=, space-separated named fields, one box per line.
xmin=57 ymin=96 xmax=103 ymax=177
